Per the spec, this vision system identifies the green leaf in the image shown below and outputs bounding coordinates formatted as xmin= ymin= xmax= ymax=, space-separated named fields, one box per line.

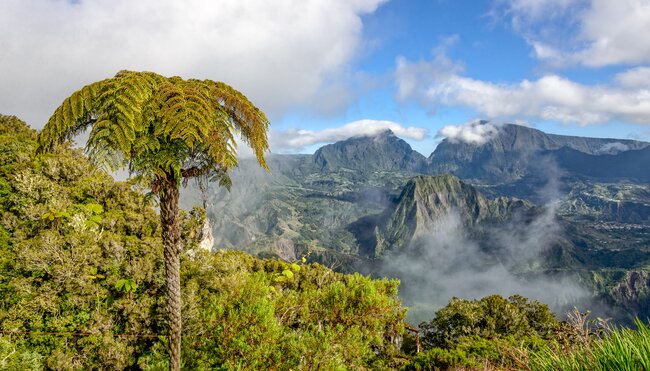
xmin=89 ymin=215 xmax=102 ymax=224
xmin=115 ymin=279 xmax=127 ymax=291
xmin=86 ymin=203 xmax=104 ymax=214
xmin=282 ymin=269 xmax=294 ymax=279
xmin=290 ymin=263 xmax=301 ymax=272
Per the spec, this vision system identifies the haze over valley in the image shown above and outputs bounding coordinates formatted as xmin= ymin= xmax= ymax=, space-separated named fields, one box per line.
xmin=182 ymin=121 xmax=650 ymax=323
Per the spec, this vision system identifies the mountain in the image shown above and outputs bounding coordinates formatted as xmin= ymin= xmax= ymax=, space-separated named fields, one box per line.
xmin=429 ymin=123 xmax=649 ymax=184
xmin=374 ymin=174 xmax=531 ymax=255
xmin=550 ymin=145 xmax=650 ymax=183
xmin=314 ymin=130 xmax=428 ymax=173
xmin=180 ymin=122 xmax=650 ymax=321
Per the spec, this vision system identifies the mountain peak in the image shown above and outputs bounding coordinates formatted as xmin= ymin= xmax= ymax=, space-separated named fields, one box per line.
xmin=313 ymin=130 xmax=426 ymax=173
xmin=375 ymin=128 xmax=396 ymax=137
xmin=374 ymin=174 xmax=531 ymax=255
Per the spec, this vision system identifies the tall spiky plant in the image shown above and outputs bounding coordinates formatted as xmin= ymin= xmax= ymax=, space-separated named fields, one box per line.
xmin=38 ymin=70 xmax=270 ymax=370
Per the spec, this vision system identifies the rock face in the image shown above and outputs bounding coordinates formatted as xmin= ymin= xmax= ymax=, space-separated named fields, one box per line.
xmin=374 ymin=174 xmax=530 ymax=255
xmin=198 ymin=219 xmax=215 ymax=252
xmin=549 ymin=145 xmax=650 ymax=182
xmin=314 ymin=130 xmax=428 ymax=173
xmin=610 ymin=271 xmax=650 ymax=318
xmin=428 ymin=123 xmax=649 ymax=183
xmin=179 ymin=122 xmax=650 ymax=321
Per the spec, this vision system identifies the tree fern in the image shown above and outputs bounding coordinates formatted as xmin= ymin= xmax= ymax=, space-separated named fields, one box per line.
xmin=37 ymin=70 xmax=270 ymax=371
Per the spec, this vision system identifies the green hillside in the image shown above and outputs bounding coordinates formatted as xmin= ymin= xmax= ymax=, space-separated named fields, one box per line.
xmin=0 ymin=115 xmax=407 ymax=369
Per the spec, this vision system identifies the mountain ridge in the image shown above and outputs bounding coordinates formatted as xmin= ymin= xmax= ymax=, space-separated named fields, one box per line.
xmin=180 ymin=121 xmax=650 ymax=322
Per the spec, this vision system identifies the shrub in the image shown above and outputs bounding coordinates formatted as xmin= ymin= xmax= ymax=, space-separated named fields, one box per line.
xmin=527 ymin=319 xmax=650 ymax=371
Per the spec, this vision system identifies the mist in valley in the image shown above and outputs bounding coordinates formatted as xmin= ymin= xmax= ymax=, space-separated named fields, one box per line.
xmin=375 ymin=158 xmax=605 ymax=325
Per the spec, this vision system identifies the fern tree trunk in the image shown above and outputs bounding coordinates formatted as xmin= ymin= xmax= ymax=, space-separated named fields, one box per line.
xmin=159 ymin=173 xmax=182 ymax=371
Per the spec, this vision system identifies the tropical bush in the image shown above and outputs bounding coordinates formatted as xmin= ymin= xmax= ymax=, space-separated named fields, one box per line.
xmin=407 ymin=294 xmax=559 ymax=369
xmin=0 ymin=115 xmax=407 ymax=370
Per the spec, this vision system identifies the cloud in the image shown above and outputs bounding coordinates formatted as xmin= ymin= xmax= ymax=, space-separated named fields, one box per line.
xmin=437 ymin=120 xmax=500 ymax=145
xmin=595 ymin=142 xmax=631 ymax=154
xmin=615 ymin=67 xmax=650 ymax=89
xmin=396 ymin=49 xmax=650 ymax=125
xmin=395 ymin=35 xmax=464 ymax=103
xmin=380 ymin=210 xmax=591 ymax=324
xmin=269 ymin=119 xmax=429 ymax=152
xmin=496 ymin=0 xmax=650 ymax=67
xmin=0 ymin=0 xmax=386 ymax=127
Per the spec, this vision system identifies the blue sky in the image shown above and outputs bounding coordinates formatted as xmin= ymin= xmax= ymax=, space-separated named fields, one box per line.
xmin=1 ymin=0 xmax=649 ymax=155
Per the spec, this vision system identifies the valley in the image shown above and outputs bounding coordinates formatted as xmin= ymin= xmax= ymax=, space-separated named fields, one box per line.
xmin=182 ymin=123 xmax=650 ymax=322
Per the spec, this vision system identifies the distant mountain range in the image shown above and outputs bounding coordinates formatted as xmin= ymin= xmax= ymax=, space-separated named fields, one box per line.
xmin=181 ymin=122 xmax=650 ymax=322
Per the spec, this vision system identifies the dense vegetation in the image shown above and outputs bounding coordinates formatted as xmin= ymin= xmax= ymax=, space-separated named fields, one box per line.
xmin=1 ymin=114 xmax=649 ymax=370
xmin=0 ymin=115 xmax=405 ymax=369
xmin=37 ymin=71 xmax=272 ymax=370
xmin=528 ymin=318 xmax=650 ymax=371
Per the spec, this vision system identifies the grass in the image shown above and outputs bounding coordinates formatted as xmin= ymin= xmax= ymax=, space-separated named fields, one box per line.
xmin=528 ymin=319 xmax=650 ymax=371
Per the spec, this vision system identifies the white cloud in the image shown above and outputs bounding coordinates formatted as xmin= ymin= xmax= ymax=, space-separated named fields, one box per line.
xmin=0 ymin=0 xmax=386 ymax=127
xmin=496 ymin=0 xmax=650 ymax=67
xmin=395 ymin=35 xmax=463 ymax=103
xmin=437 ymin=120 xmax=500 ymax=145
xmin=615 ymin=67 xmax=650 ymax=89
xmin=269 ymin=119 xmax=429 ymax=151
xmin=577 ymin=0 xmax=650 ymax=66
xmin=396 ymin=50 xmax=650 ymax=125
xmin=499 ymin=0 xmax=578 ymax=21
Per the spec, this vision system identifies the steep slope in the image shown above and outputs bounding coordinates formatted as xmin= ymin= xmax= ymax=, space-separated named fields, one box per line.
xmin=429 ymin=123 xmax=649 ymax=184
xmin=314 ymin=129 xmax=427 ymax=173
xmin=374 ymin=174 xmax=531 ymax=255
xmin=550 ymin=145 xmax=650 ymax=182
xmin=181 ymin=125 xmax=650 ymax=321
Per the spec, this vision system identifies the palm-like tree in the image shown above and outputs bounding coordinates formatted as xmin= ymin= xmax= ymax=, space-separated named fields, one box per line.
xmin=38 ymin=70 xmax=270 ymax=370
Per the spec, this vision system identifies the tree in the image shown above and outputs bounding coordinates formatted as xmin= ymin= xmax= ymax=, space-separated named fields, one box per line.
xmin=37 ymin=70 xmax=270 ymax=370
xmin=420 ymin=295 xmax=558 ymax=350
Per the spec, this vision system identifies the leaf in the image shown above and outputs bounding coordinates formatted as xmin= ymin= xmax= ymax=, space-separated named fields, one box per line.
xmin=282 ymin=269 xmax=294 ymax=279
xmin=115 ymin=279 xmax=127 ymax=291
xmin=290 ymin=263 xmax=301 ymax=272
xmin=86 ymin=203 xmax=104 ymax=214
xmin=89 ymin=215 xmax=102 ymax=224
xmin=274 ymin=276 xmax=287 ymax=283
xmin=301 ymin=257 xmax=307 ymax=263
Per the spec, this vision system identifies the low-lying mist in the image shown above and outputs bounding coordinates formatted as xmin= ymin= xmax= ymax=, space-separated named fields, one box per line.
xmin=377 ymin=207 xmax=594 ymax=325
xmin=376 ymin=154 xmax=616 ymax=324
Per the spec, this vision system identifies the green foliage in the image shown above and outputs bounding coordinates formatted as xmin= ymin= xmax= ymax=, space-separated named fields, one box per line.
xmin=420 ymin=294 xmax=558 ymax=350
xmin=181 ymin=250 xmax=406 ymax=370
xmin=0 ymin=336 xmax=44 ymax=371
xmin=527 ymin=319 xmax=650 ymax=371
xmin=114 ymin=278 xmax=138 ymax=293
xmin=0 ymin=115 xmax=167 ymax=369
xmin=0 ymin=114 xmax=408 ymax=369
xmin=408 ymin=294 xmax=559 ymax=369
xmin=37 ymin=70 xmax=270 ymax=184
xmin=404 ymin=347 xmax=476 ymax=371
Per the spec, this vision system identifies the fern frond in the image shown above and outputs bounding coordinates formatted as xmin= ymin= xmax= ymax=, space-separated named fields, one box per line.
xmin=39 ymin=70 xmax=270 ymax=185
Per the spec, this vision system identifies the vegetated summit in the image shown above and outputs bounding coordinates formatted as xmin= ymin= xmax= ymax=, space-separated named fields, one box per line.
xmin=181 ymin=122 xmax=650 ymax=321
